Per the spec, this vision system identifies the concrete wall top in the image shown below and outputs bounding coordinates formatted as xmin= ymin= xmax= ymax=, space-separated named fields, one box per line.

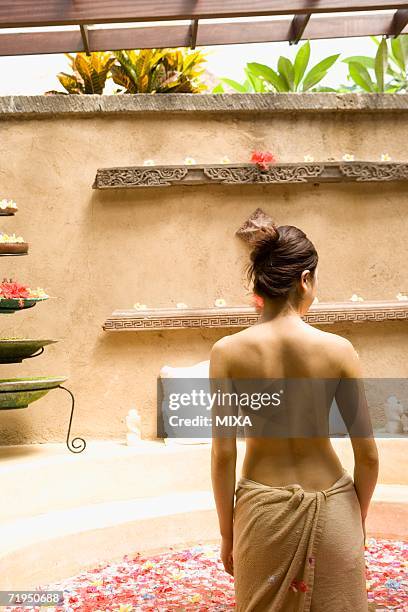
xmin=1 ymin=93 xmax=408 ymax=119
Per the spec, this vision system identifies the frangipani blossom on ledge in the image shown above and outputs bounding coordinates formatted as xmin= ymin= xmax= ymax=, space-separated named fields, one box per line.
xmin=342 ymin=153 xmax=355 ymax=162
xmin=396 ymin=292 xmax=408 ymax=301
xmin=0 ymin=233 xmax=25 ymax=244
xmin=143 ymin=159 xmax=155 ymax=166
xmin=214 ymin=298 xmax=227 ymax=307
xmin=220 ymin=156 xmax=231 ymax=164
xmin=184 ymin=157 xmax=197 ymax=165
xmin=350 ymin=294 xmax=364 ymax=302
xmin=304 ymin=155 xmax=314 ymax=162
xmin=134 ymin=302 xmax=147 ymax=310
xmin=381 ymin=153 xmax=392 ymax=161
xmin=0 ymin=199 xmax=17 ymax=210
xmin=176 ymin=302 xmax=188 ymax=309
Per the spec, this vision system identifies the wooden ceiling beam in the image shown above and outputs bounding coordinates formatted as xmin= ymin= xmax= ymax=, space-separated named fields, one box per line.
xmin=1 ymin=1 xmax=408 ymax=28
xmin=389 ymin=8 xmax=408 ymax=35
xmin=289 ymin=14 xmax=312 ymax=44
xmin=0 ymin=14 xmax=407 ymax=56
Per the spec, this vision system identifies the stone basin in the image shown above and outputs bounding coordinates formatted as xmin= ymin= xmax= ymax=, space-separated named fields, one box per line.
xmin=0 ymin=377 xmax=67 ymax=410
xmin=0 ymin=339 xmax=57 ymax=363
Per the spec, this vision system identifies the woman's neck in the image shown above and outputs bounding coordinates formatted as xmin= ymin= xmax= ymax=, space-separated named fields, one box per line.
xmin=259 ymin=297 xmax=303 ymax=323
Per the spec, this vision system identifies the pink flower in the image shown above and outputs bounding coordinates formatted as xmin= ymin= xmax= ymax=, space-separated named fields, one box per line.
xmin=250 ymin=150 xmax=276 ymax=170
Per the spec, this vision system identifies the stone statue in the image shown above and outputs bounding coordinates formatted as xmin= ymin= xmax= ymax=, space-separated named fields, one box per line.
xmin=384 ymin=396 xmax=404 ymax=434
xmin=126 ymin=408 xmax=142 ymax=445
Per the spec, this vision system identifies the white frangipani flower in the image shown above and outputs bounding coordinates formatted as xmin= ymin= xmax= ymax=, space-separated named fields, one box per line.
xmin=134 ymin=302 xmax=148 ymax=310
xmin=184 ymin=157 xmax=197 ymax=165
xmin=342 ymin=154 xmax=355 ymax=162
xmin=304 ymin=155 xmax=314 ymax=162
xmin=214 ymin=298 xmax=227 ymax=307
xmin=396 ymin=292 xmax=408 ymax=301
xmin=176 ymin=302 xmax=188 ymax=309
xmin=350 ymin=294 xmax=364 ymax=302
xmin=220 ymin=156 xmax=231 ymax=164
xmin=143 ymin=159 xmax=155 ymax=166
xmin=380 ymin=153 xmax=392 ymax=161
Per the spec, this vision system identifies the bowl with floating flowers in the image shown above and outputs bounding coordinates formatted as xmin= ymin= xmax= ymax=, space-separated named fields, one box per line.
xmin=0 ymin=232 xmax=28 ymax=255
xmin=0 ymin=279 xmax=49 ymax=313
xmin=0 ymin=199 xmax=18 ymax=216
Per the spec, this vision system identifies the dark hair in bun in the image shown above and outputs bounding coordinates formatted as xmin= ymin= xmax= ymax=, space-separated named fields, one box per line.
xmin=248 ymin=224 xmax=318 ymax=299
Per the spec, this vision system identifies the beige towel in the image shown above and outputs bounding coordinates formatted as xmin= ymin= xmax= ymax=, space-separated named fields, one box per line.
xmin=233 ymin=470 xmax=368 ymax=611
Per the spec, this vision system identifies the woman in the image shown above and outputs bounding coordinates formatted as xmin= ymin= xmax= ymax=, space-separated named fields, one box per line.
xmin=210 ymin=224 xmax=379 ymax=612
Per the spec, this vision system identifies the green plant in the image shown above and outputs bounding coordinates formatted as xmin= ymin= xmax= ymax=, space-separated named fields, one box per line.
xmin=48 ymin=52 xmax=115 ymax=94
xmin=343 ymin=35 xmax=408 ymax=92
xmin=111 ymin=48 xmax=207 ymax=93
xmin=214 ymin=42 xmax=339 ymax=93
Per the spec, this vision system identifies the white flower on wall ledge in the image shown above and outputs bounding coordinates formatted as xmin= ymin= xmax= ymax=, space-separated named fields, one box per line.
xmin=396 ymin=292 xmax=408 ymax=301
xmin=176 ymin=302 xmax=188 ymax=309
xmin=342 ymin=154 xmax=355 ymax=162
xmin=134 ymin=302 xmax=148 ymax=310
xmin=184 ymin=157 xmax=197 ymax=165
xmin=220 ymin=156 xmax=231 ymax=164
xmin=350 ymin=294 xmax=364 ymax=302
xmin=304 ymin=155 xmax=314 ymax=162
xmin=143 ymin=160 xmax=155 ymax=166
xmin=214 ymin=298 xmax=227 ymax=308
xmin=380 ymin=153 xmax=392 ymax=161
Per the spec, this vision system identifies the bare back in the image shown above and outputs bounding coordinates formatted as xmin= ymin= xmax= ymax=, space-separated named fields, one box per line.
xmin=217 ymin=315 xmax=354 ymax=492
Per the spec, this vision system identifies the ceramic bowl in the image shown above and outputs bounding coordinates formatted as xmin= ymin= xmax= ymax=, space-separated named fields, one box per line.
xmin=0 ymin=339 xmax=57 ymax=363
xmin=0 ymin=376 xmax=67 ymax=409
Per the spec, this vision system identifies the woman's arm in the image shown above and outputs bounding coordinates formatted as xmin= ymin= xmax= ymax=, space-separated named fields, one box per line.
xmin=336 ymin=340 xmax=379 ymax=537
xmin=210 ymin=339 xmax=237 ymax=575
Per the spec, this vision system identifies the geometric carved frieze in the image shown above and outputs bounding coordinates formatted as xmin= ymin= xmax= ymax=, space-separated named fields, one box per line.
xmin=103 ymin=301 xmax=408 ymax=331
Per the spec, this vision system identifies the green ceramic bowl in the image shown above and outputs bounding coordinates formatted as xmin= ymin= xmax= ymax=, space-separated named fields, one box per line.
xmin=0 ymin=297 xmax=48 ymax=314
xmin=0 ymin=376 xmax=67 ymax=410
xmin=0 ymin=339 xmax=57 ymax=363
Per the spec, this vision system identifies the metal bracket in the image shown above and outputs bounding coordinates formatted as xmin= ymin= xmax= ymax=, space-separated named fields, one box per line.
xmin=59 ymin=385 xmax=86 ymax=453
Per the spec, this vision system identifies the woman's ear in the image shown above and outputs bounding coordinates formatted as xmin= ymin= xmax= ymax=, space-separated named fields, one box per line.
xmin=300 ymin=269 xmax=312 ymax=290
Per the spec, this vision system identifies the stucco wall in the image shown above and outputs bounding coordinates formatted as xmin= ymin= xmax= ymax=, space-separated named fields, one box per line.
xmin=0 ymin=94 xmax=407 ymax=444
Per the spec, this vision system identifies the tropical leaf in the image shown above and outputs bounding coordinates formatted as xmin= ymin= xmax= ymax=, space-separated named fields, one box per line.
xmin=294 ymin=41 xmax=310 ymax=90
xmin=391 ymin=36 xmax=408 ymax=72
xmin=348 ymin=62 xmax=376 ymax=92
xmin=220 ymin=78 xmax=250 ymax=93
xmin=374 ymin=38 xmax=388 ymax=92
xmin=57 ymin=72 xmax=83 ymax=94
xmin=110 ymin=64 xmax=137 ymax=93
xmin=212 ymin=83 xmax=224 ymax=94
xmin=302 ymin=54 xmax=340 ymax=91
xmin=343 ymin=56 xmax=376 ymax=70
xmin=278 ymin=56 xmax=295 ymax=91
xmin=246 ymin=62 xmax=287 ymax=92
xmin=111 ymin=48 xmax=206 ymax=93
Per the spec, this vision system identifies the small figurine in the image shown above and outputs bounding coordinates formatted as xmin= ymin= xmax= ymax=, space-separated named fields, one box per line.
xmin=384 ymin=396 xmax=404 ymax=434
xmin=126 ymin=408 xmax=142 ymax=445
xmin=401 ymin=413 xmax=408 ymax=433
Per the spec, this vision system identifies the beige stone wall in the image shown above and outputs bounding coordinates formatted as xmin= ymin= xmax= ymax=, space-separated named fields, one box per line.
xmin=0 ymin=96 xmax=407 ymax=444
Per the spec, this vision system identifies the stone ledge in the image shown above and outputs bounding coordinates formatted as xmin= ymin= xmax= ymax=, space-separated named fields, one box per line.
xmin=0 ymin=93 xmax=408 ymax=119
